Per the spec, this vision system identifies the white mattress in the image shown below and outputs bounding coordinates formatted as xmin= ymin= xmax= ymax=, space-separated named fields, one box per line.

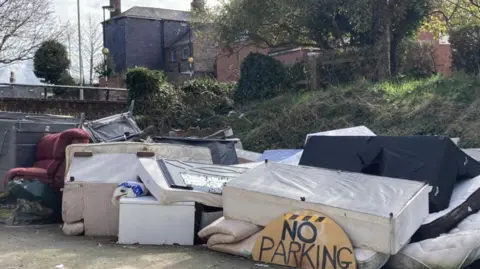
xmin=465 ymin=148 xmax=480 ymax=162
xmin=388 ymin=212 xmax=480 ymax=269
xmin=278 ymin=126 xmax=377 ymax=166
xmin=136 ymin=158 xmax=261 ymax=208
xmin=423 ymin=176 xmax=480 ymax=225
xmin=305 ymin=125 xmax=376 ymax=145
xmin=62 ymin=143 xmax=213 ymax=226
xmin=235 ymin=149 xmax=262 ymax=162
xmin=65 ymin=143 xmax=213 ymax=183
xmin=355 ymin=249 xmax=390 ymax=269
xmin=65 ymin=142 xmax=213 ymax=171
xmin=223 ymin=162 xmax=430 ymax=254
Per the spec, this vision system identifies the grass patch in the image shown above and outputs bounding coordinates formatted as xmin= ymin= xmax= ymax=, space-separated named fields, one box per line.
xmin=224 ymin=73 xmax=480 ymax=152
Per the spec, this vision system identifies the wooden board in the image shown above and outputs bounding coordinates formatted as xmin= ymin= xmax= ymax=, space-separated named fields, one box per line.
xmin=252 ymin=210 xmax=356 ymax=269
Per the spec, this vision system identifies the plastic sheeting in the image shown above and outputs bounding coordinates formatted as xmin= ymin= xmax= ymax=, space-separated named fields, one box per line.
xmin=223 ymin=162 xmax=430 ymax=254
xmin=154 ymin=137 xmax=239 ymax=165
xmin=300 ymin=136 xmax=480 ymax=213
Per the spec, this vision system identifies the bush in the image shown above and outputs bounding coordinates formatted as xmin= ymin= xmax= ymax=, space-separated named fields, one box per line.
xmin=179 ymin=78 xmax=235 ymax=127
xmin=285 ymin=62 xmax=309 ymax=89
xmin=450 ymin=25 xmax=480 ymax=75
xmin=125 ymin=67 xmax=182 ymax=131
xmin=235 ymin=53 xmax=288 ymax=104
xmin=401 ymin=41 xmax=437 ymax=78
xmin=313 ymin=48 xmax=376 ymax=86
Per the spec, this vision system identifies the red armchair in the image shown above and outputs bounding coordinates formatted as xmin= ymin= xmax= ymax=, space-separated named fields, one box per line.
xmin=4 ymin=128 xmax=90 ymax=194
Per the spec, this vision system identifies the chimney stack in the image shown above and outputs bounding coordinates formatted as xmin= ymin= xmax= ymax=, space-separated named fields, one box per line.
xmin=109 ymin=0 xmax=121 ymax=18
xmin=191 ymin=0 xmax=205 ymax=11
xmin=9 ymin=71 xmax=15 ymax=84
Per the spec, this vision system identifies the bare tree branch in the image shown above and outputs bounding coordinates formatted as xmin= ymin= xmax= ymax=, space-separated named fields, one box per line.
xmin=0 ymin=0 xmax=59 ymax=65
xmin=82 ymin=15 xmax=103 ymax=84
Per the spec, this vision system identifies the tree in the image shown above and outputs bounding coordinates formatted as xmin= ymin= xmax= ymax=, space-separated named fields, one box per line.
xmin=33 ymin=40 xmax=71 ymax=84
xmin=83 ymin=16 xmax=103 ymax=85
xmin=0 ymin=0 xmax=60 ymax=65
xmin=94 ymin=54 xmax=117 ymax=78
xmin=208 ymin=0 xmax=432 ymax=78
xmin=422 ymin=0 xmax=480 ymax=37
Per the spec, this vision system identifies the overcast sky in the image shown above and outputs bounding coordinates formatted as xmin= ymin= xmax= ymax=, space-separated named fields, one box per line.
xmin=53 ymin=0 xmax=217 ymax=23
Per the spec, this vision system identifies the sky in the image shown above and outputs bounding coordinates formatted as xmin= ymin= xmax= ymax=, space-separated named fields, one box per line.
xmin=53 ymin=0 xmax=194 ymax=24
xmin=0 ymin=0 xmax=219 ymax=84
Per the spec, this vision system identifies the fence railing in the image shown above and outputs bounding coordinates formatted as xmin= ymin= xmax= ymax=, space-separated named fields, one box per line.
xmin=0 ymin=83 xmax=128 ymax=101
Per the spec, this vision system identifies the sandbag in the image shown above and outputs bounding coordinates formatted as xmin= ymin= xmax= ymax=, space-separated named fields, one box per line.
xmin=209 ymin=232 xmax=260 ymax=258
xmin=198 ymin=217 xmax=262 ymax=247
xmin=62 ymin=221 xmax=84 ymax=236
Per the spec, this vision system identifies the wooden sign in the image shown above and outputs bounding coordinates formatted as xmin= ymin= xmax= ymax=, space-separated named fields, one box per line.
xmin=252 ymin=211 xmax=356 ymax=269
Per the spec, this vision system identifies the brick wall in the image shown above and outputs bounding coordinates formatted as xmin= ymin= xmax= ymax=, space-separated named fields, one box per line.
xmin=418 ymin=32 xmax=452 ymax=77
xmin=217 ymin=36 xmax=453 ymax=82
xmin=104 ymin=19 xmax=126 ymax=74
xmin=0 ymin=98 xmax=125 ymax=120
xmin=216 ymin=45 xmax=308 ymax=82
xmin=193 ymin=28 xmax=217 ymax=73
xmin=216 ymin=44 xmax=269 ymax=82
xmin=124 ymin=18 xmax=164 ymax=71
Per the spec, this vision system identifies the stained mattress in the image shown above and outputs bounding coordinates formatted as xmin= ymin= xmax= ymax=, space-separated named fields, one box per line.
xmin=412 ymin=175 xmax=480 ymax=242
xmin=223 ymin=162 xmax=430 ymax=254
xmin=65 ymin=142 xmax=213 ymax=172
xmin=136 ymin=157 xmax=261 ymax=208
xmin=388 ymin=211 xmax=480 ymax=269
xmin=62 ymin=143 xmax=213 ymax=225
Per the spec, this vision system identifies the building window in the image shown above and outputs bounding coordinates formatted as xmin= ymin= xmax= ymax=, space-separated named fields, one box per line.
xmin=183 ymin=46 xmax=190 ymax=60
xmin=170 ymin=49 xmax=177 ymax=62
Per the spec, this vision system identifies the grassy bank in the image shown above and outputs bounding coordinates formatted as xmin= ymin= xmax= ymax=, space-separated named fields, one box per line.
xmin=218 ymin=73 xmax=480 ymax=152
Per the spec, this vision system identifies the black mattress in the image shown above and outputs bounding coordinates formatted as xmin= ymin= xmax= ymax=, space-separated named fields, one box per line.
xmin=299 ymin=136 xmax=480 ymax=213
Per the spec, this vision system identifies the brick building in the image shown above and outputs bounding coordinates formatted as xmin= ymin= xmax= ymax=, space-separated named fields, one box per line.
xmin=102 ymin=0 xmax=216 ymax=85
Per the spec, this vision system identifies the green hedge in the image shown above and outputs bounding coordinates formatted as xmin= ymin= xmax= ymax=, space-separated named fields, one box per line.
xmin=450 ymin=25 xmax=480 ymax=75
xmin=235 ymin=53 xmax=289 ymax=104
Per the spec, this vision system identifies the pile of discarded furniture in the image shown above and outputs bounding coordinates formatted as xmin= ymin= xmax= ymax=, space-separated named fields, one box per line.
xmin=3 ymin=108 xmax=480 ymax=269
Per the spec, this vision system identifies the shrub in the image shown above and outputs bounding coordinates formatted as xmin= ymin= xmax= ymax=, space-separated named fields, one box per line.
xmin=313 ymin=48 xmax=376 ymax=87
xmin=179 ymin=78 xmax=235 ymax=127
xmin=401 ymin=41 xmax=437 ymax=78
xmin=285 ymin=62 xmax=309 ymax=89
xmin=235 ymin=53 xmax=288 ymax=104
xmin=125 ymin=67 xmax=167 ymax=104
xmin=125 ymin=67 xmax=182 ymax=131
xmin=450 ymin=25 xmax=480 ymax=75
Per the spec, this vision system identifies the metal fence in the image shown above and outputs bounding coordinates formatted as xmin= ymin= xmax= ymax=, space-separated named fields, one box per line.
xmin=0 ymin=83 xmax=128 ymax=101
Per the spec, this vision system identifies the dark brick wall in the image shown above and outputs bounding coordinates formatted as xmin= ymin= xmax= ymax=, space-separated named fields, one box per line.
xmin=104 ymin=19 xmax=126 ymax=74
xmin=164 ymin=21 xmax=189 ymax=47
xmin=124 ymin=18 xmax=163 ymax=70
xmin=105 ymin=17 xmax=189 ymax=73
xmin=0 ymin=98 xmax=125 ymax=120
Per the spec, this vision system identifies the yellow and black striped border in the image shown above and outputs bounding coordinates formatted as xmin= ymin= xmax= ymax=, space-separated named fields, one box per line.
xmin=284 ymin=213 xmax=326 ymax=223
